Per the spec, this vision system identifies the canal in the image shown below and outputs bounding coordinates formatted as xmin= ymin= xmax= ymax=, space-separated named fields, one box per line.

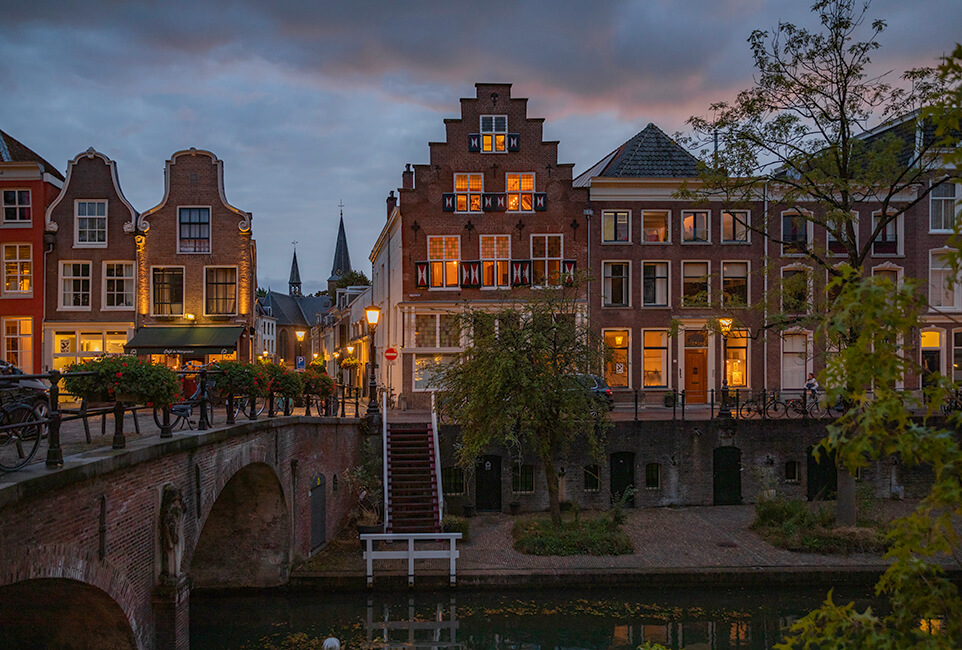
xmin=191 ymin=585 xmax=877 ymax=649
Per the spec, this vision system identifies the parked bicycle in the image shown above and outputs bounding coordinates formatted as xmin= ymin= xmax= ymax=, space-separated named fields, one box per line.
xmin=377 ymin=383 xmax=396 ymax=409
xmin=941 ymin=388 xmax=962 ymax=416
xmin=737 ymin=390 xmax=786 ymax=419
xmin=0 ymin=398 xmax=43 ymax=471
xmin=153 ymin=372 xmax=215 ymax=431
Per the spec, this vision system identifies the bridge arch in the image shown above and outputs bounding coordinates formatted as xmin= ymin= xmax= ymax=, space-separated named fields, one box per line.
xmin=189 ymin=460 xmax=291 ymax=588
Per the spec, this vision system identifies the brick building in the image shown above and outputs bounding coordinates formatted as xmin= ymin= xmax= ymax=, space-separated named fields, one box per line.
xmin=126 ymin=148 xmax=256 ymax=366
xmin=371 ymin=83 xmax=589 ymax=409
xmin=42 ymin=148 xmax=138 ymax=371
xmin=1 ymin=130 xmax=64 ymax=373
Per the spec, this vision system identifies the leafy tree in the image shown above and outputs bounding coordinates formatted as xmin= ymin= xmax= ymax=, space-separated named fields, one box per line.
xmin=313 ymin=270 xmax=371 ymax=296
xmin=682 ymin=0 xmax=959 ymax=526
xmin=436 ymin=285 xmax=609 ymax=526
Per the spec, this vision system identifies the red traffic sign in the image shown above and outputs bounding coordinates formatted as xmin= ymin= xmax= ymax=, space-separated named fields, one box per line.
xmin=384 ymin=347 xmax=399 ymax=362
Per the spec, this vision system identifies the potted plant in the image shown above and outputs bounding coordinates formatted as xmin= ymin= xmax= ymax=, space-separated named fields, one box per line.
xmin=301 ymin=367 xmax=334 ymax=414
xmin=509 ymin=501 xmax=521 ymax=516
xmin=216 ymin=361 xmax=269 ymax=399
xmin=63 ymin=355 xmax=180 ymax=407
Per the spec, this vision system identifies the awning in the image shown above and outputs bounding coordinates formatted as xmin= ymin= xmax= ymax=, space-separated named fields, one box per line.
xmin=124 ymin=326 xmax=244 ymax=356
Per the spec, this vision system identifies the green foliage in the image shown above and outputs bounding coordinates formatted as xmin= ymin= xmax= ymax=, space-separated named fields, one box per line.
xmin=752 ymin=494 xmax=886 ymax=554
xmin=441 ymin=515 xmax=470 ymax=541
xmin=512 ymin=513 xmax=633 ymax=556
xmin=62 ymin=356 xmax=180 ymax=407
xmin=272 ymin=366 xmax=304 ymax=398
xmin=338 ymin=356 xmax=360 ymax=370
xmin=301 ymin=367 xmax=333 ymax=398
xmin=216 ymin=360 xmax=270 ymax=397
xmin=344 ymin=436 xmax=383 ymax=523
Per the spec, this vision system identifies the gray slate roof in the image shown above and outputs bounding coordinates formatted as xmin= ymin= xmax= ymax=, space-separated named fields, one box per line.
xmin=260 ymin=291 xmax=330 ymax=327
xmin=328 ymin=215 xmax=352 ymax=282
xmin=592 ymin=123 xmax=699 ymax=179
xmin=0 ymin=129 xmax=65 ymax=181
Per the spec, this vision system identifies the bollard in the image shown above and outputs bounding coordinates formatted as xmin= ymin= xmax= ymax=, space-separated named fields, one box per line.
xmin=112 ymin=402 xmax=126 ymax=449
xmin=304 ymin=394 xmax=312 ymax=417
xmin=248 ymin=394 xmax=258 ymax=421
xmin=45 ymin=370 xmax=64 ymax=468
xmin=226 ymin=392 xmax=236 ymax=425
xmin=160 ymin=406 xmax=172 ymax=438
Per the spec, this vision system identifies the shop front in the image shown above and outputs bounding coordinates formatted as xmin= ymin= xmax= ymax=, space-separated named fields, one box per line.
xmin=44 ymin=324 xmax=134 ymax=371
xmin=124 ymin=325 xmax=245 ymax=368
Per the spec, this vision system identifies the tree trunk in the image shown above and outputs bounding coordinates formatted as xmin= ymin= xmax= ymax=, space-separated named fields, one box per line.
xmin=836 ymin=466 xmax=857 ymax=527
xmin=542 ymin=455 xmax=562 ymax=526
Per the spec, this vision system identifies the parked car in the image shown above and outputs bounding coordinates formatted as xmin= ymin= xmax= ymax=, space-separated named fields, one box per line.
xmin=570 ymin=374 xmax=615 ymax=411
xmin=0 ymin=360 xmax=50 ymax=419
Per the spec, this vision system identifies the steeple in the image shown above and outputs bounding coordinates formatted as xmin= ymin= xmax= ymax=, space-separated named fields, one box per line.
xmin=327 ymin=201 xmax=353 ymax=294
xmin=289 ymin=243 xmax=302 ymax=297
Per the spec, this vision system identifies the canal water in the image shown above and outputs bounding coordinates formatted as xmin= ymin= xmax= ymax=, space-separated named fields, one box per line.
xmin=191 ymin=585 xmax=878 ymax=649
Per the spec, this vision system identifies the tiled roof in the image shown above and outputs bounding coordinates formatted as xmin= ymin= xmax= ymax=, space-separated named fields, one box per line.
xmin=595 ymin=123 xmax=699 ymax=178
xmin=260 ymin=291 xmax=331 ymax=327
xmin=0 ymin=129 xmax=65 ymax=181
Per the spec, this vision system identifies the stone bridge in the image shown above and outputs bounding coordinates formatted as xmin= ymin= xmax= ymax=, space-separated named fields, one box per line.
xmin=0 ymin=416 xmax=362 ymax=649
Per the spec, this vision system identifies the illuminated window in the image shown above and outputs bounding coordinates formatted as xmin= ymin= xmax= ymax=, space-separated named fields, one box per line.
xmin=512 ymin=463 xmax=535 ymax=493
xmin=480 ymin=115 xmax=507 ymax=152
xmin=722 ymin=211 xmax=749 ymax=243
xmin=921 ymin=329 xmax=943 ymax=388
xmin=2 ymin=244 xmax=31 ymax=294
xmin=60 ymin=262 xmax=91 ymax=309
xmin=480 ymin=235 xmax=510 ymax=288
xmin=603 ymin=262 xmax=629 ymax=307
xmin=205 ymin=267 xmax=237 ymax=315
xmin=454 ymin=173 xmax=483 ymax=212
xmin=682 ymin=261 xmax=709 ymax=307
xmin=643 ymin=330 xmax=668 ymax=388
xmin=103 ymin=262 xmax=134 ymax=309
xmin=604 ymin=330 xmax=630 ymax=389
xmin=724 ymin=331 xmax=749 ymax=388
xmin=602 ymin=210 xmax=630 ymax=243
xmin=722 ymin=262 xmax=748 ymax=306
xmin=531 ymin=234 xmax=562 ymax=286
xmin=682 ymin=210 xmax=709 ymax=242
xmin=2 ymin=318 xmax=32 ymax=372
xmin=415 ymin=313 xmax=459 ymax=348
xmin=75 ymin=200 xmax=107 ymax=246
xmin=642 ymin=210 xmax=669 ymax=242
xmin=584 ymin=464 xmax=600 ymax=492
xmin=178 ymin=207 xmax=211 ymax=253
xmin=506 ymin=173 xmax=534 ymax=211
xmin=413 ymin=354 xmax=456 ymax=391
xmin=427 ymin=236 xmax=460 ymax=288
xmin=2 ymin=189 xmax=31 ymax=223
xmin=152 ymin=267 xmax=184 ymax=315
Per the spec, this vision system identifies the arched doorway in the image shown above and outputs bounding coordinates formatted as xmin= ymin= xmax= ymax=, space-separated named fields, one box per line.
xmin=713 ymin=446 xmax=742 ymax=505
xmin=807 ymin=446 xmax=838 ymax=501
xmin=610 ymin=452 xmax=635 ymax=506
xmin=191 ymin=462 xmax=291 ymax=588
xmin=0 ymin=578 xmax=135 ymax=649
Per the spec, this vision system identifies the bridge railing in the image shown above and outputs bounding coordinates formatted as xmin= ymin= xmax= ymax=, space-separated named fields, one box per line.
xmin=361 ymin=532 xmax=462 ymax=587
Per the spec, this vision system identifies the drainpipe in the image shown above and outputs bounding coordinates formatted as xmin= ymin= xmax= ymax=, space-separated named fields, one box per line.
xmin=763 ymin=180 xmax=769 ymax=390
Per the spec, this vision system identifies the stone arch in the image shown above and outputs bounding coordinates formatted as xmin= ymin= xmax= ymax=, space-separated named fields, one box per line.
xmin=189 ymin=460 xmax=291 ymax=588
xmin=0 ymin=545 xmax=142 ymax=649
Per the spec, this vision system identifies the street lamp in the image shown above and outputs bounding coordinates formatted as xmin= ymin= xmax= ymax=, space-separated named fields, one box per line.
xmin=295 ymin=330 xmax=306 ymax=367
xmin=364 ymin=305 xmax=381 ymax=423
xmin=718 ymin=318 xmax=734 ymax=419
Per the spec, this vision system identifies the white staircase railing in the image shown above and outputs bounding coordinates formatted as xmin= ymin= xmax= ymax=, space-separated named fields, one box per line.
xmin=431 ymin=393 xmax=443 ymax=526
xmin=361 ymin=532 xmax=462 ymax=587
xmin=382 ymin=391 xmax=390 ymax=531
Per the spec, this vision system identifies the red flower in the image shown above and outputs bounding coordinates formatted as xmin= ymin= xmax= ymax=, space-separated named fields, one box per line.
xmin=116 ymin=372 xmax=123 ymax=378
xmin=122 ymin=362 xmax=128 ymax=367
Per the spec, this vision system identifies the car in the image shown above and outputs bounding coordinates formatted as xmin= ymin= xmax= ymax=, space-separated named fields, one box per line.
xmin=570 ymin=373 xmax=615 ymax=411
xmin=0 ymin=360 xmax=50 ymax=419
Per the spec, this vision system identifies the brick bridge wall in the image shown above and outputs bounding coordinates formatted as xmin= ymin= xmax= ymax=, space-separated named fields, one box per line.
xmin=0 ymin=416 xmax=361 ymax=650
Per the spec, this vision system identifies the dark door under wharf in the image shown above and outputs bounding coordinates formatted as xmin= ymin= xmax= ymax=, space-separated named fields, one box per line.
xmin=807 ymin=446 xmax=838 ymax=501
xmin=610 ymin=452 xmax=635 ymax=507
xmin=310 ymin=473 xmax=326 ymax=553
xmin=713 ymin=446 xmax=742 ymax=505
xmin=475 ymin=455 xmax=502 ymax=512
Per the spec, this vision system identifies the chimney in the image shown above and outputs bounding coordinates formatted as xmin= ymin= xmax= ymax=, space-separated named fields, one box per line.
xmin=386 ymin=190 xmax=397 ymax=219
xmin=402 ymin=163 xmax=414 ymax=190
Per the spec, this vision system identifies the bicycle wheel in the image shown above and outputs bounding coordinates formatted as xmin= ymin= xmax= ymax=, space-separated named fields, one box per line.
xmin=808 ymin=401 xmax=825 ymax=419
xmin=767 ymin=400 xmax=787 ymax=418
xmin=738 ymin=401 xmax=757 ymax=419
xmin=785 ymin=399 xmax=805 ymax=418
xmin=0 ymin=404 xmax=43 ymax=471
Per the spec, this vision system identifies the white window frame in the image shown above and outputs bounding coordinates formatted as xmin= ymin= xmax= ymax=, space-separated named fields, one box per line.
xmin=480 ymin=114 xmax=508 ymax=153
xmin=603 ymin=328 xmax=631 ymax=390
xmin=642 ymin=261 xmax=670 ymax=308
xmin=177 ymin=205 xmax=212 ymax=254
xmin=871 ymin=262 xmax=902 ymax=287
xmin=2 ymin=243 xmax=32 ymax=296
xmin=681 ymin=210 xmax=710 ymax=244
xmin=1 ymin=188 xmax=32 ymax=225
xmin=781 ymin=210 xmax=812 ymax=257
xmin=826 ymin=211 xmax=857 ymax=258
xmin=427 ymin=235 xmax=461 ymax=290
xmin=920 ymin=327 xmax=946 ymax=379
xmin=872 ymin=210 xmax=903 ymax=257
xmin=150 ymin=265 xmax=186 ymax=316
xmin=506 ymin=172 xmax=535 ymax=212
xmin=102 ymin=261 xmax=135 ymax=311
xmin=2 ymin=316 xmax=33 ymax=373
xmin=681 ymin=260 xmax=710 ymax=308
xmin=74 ymin=199 xmax=108 ymax=248
xmin=480 ymin=234 xmax=511 ymax=289
xmin=412 ymin=353 xmax=458 ymax=392
xmin=641 ymin=210 xmax=671 ymax=244
xmin=929 ymin=180 xmax=958 ymax=233
xmin=722 ymin=210 xmax=750 ymax=244
xmin=781 ymin=331 xmax=812 ymax=391
xmin=203 ymin=265 xmax=239 ymax=316
xmin=929 ymin=248 xmax=961 ymax=312
xmin=454 ymin=173 xmax=483 ymax=213
xmin=601 ymin=210 xmax=631 ymax=244
xmin=780 ymin=264 xmax=812 ymax=314
xmin=721 ymin=260 xmax=750 ymax=307
xmin=642 ymin=329 xmax=670 ymax=388
xmin=530 ymin=233 xmax=563 ymax=288
xmin=723 ymin=329 xmax=750 ymax=389
xmin=602 ymin=260 xmax=631 ymax=308
xmin=59 ymin=260 xmax=92 ymax=311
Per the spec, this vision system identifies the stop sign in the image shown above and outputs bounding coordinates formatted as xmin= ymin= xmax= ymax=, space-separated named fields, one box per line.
xmin=384 ymin=347 xmax=398 ymax=362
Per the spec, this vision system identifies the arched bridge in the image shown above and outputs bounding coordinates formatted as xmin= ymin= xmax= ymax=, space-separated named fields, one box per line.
xmin=0 ymin=416 xmax=363 ymax=649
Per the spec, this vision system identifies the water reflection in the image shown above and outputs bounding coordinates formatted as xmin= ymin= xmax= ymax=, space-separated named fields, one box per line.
xmin=190 ymin=586 xmax=877 ymax=649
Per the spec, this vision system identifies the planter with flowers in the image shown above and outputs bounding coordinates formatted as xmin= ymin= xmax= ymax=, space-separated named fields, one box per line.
xmin=216 ymin=361 xmax=270 ymax=399
xmin=301 ymin=367 xmax=334 ymax=415
xmin=339 ymin=356 xmax=360 ymax=370
xmin=63 ymin=356 xmax=180 ymax=407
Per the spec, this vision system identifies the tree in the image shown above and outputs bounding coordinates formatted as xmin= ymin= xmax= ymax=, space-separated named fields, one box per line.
xmin=313 ymin=270 xmax=370 ymax=296
xmin=436 ymin=284 xmax=609 ymax=526
xmin=682 ymin=0 xmax=959 ymax=527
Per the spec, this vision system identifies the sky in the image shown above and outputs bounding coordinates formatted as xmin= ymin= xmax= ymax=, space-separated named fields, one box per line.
xmin=3 ymin=0 xmax=959 ymax=295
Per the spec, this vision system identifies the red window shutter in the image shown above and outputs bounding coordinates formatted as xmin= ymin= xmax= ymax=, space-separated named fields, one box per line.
xmin=507 ymin=133 xmax=520 ymax=152
xmin=415 ymin=262 xmax=430 ymax=288
xmin=442 ymin=194 xmax=456 ymax=212
xmin=534 ymin=193 xmax=547 ymax=211
xmin=468 ymin=134 xmax=481 ymax=152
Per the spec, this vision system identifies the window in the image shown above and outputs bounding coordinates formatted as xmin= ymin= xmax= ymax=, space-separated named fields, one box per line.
xmin=2 ymin=244 xmax=31 ymax=294
xmin=2 ymin=190 xmax=31 ymax=223
xmin=512 ymin=463 xmax=535 ymax=493
xmin=205 ymin=267 xmax=237 ymax=315
xmin=872 ymin=212 xmax=900 ymax=256
xmin=75 ymin=200 xmax=107 ymax=246
xmin=953 ymin=330 xmax=962 ymax=383
xmin=60 ymin=262 xmax=91 ymax=309
xmin=930 ymin=181 xmax=958 ymax=232
xmin=414 ymin=313 xmax=459 ymax=348
xmin=782 ymin=213 xmax=808 ymax=255
xmin=643 ymin=330 xmax=668 ymax=387
xmin=645 ymin=463 xmax=661 ymax=489
xmin=455 ymin=173 xmax=483 ymax=212
xmin=682 ymin=210 xmax=708 ymax=242
xmin=724 ymin=330 xmax=748 ymax=388
xmin=480 ymin=115 xmax=507 ymax=152
xmin=531 ymin=234 xmax=562 ymax=286
xmin=782 ymin=334 xmax=809 ymax=389
xmin=178 ymin=207 xmax=211 ymax=253
xmin=782 ymin=268 xmax=809 ymax=313
xmin=929 ymin=251 xmax=960 ymax=311
xmin=103 ymin=262 xmax=134 ymax=309
xmin=826 ymin=213 xmax=856 ymax=256
xmin=481 ymin=235 xmax=510 ymax=288
xmin=873 ymin=266 xmax=899 ymax=287
xmin=722 ymin=262 xmax=748 ymax=306
xmin=785 ymin=461 xmax=800 ymax=483
xmin=152 ymin=267 xmax=184 ymax=315
xmin=584 ymin=464 xmax=600 ymax=492
xmin=428 ymin=236 xmax=460 ymax=288
xmin=921 ymin=330 xmax=943 ymax=387
xmin=2 ymin=318 xmax=32 ymax=372
xmin=681 ymin=261 xmax=709 ymax=307
xmin=506 ymin=173 xmax=534 ymax=211
xmin=441 ymin=467 xmax=465 ymax=496
xmin=603 ymin=262 xmax=629 ymax=307
xmin=604 ymin=330 xmax=630 ymax=388
xmin=722 ymin=211 xmax=749 ymax=243
xmin=643 ymin=262 xmax=669 ymax=307
xmin=602 ymin=211 xmax=630 ymax=243
xmin=642 ymin=211 xmax=669 ymax=243
xmin=413 ymin=354 xmax=456 ymax=391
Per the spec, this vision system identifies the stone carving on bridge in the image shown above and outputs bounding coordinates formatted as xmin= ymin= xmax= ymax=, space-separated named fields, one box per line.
xmin=159 ymin=484 xmax=186 ymax=581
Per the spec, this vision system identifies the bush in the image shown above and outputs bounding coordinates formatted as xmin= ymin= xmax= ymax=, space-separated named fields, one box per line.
xmin=302 ymin=368 xmax=334 ymax=398
xmin=752 ymin=494 xmax=887 ymax=554
xmin=216 ymin=361 xmax=270 ymax=398
xmin=273 ymin=366 xmax=304 ymax=398
xmin=512 ymin=513 xmax=634 ymax=556
xmin=442 ymin=515 xmax=470 ymax=541
xmin=63 ymin=356 xmax=181 ymax=407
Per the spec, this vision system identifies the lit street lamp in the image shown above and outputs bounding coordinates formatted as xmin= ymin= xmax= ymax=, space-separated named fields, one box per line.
xmin=364 ymin=305 xmax=381 ymax=425
xmin=718 ymin=318 xmax=733 ymax=419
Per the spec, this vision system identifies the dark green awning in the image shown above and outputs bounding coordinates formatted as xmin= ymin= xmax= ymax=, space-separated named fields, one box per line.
xmin=124 ymin=326 xmax=244 ymax=356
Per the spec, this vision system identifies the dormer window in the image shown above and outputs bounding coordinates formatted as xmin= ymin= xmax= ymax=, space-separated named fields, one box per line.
xmin=481 ymin=115 xmax=507 ymax=152
xmin=75 ymin=200 xmax=107 ymax=247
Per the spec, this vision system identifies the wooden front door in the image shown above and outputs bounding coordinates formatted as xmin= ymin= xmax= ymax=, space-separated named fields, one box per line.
xmin=685 ymin=349 xmax=708 ymax=404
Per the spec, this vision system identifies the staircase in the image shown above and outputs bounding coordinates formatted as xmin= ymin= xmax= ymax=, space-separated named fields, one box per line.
xmin=385 ymin=423 xmax=441 ymax=533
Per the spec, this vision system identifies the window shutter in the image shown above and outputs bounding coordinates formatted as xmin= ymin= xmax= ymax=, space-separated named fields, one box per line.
xmin=415 ymin=262 xmax=430 ymax=288
xmin=482 ymin=194 xmax=497 ymax=212
xmin=534 ymin=193 xmax=547 ymax=211
xmin=460 ymin=261 xmax=481 ymax=288
xmin=468 ymin=134 xmax=481 ymax=152
xmin=507 ymin=133 xmax=520 ymax=152
xmin=563 ymin=260 xmax=576 ymax=285
xmin=495 ymin=194 xmax=507 ymax=211
xmin=442 ymin=193 xmax=456 ymax=212
xmin=512 ymin=260 xmax=532 ymax=286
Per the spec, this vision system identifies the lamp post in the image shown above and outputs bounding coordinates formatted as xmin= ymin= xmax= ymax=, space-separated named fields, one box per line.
xmin=364 ymin=305 xmax=381 ymax=423
xmin=718 ymin=318 xmax=734 ymax=419
xmin=295 ymin=330 xmax=306 ymax=368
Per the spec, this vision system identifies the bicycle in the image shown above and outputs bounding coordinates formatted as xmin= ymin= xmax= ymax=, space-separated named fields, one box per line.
xmin=737 ymin=390 xmax=786 ymax=419
xmin=0 ymin=400 xmax=43 ymax=471
xmin=940 ymin=388 xmax=962 ymax=416
xmin=377 ymin=383 xmax=396 ymax=409
xmin=233 ymin=395 xmax=266 ymax=419
xmin=153 ymin=376 xmax=215 ymax=431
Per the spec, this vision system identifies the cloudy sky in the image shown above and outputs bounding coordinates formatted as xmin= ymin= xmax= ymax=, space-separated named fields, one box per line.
xmin=3 ymin=0 xmax=958 ymax=294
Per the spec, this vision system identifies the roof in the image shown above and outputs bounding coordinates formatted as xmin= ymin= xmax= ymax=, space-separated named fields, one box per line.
xmin=582 ymin=123 xmax=699 ymax=180
xmin=260 ymin=291 xmax=331 ymax=327
xmin=328 ymin=215 xmax=353 ymax=282
xmin=0 ymin=129 xmax=65 ymax=181
xmin=289 ymin=250 xmax=302 ymax=285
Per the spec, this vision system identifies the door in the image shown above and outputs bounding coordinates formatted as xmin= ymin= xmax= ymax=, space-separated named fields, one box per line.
xmin=610 ymin=452 xmax=635 ymax=506
xmin=310 ymin=473 xmax=326 ymax=552
xmin=475 ymin=455 xmax=502 ymax=512
xmin=685 ymin=349 xmax=708 ymax=404
xmin=807 ymin=446 xmax=838 ymax=501
xmin=713 ymin=447 xmax=742 ymax=505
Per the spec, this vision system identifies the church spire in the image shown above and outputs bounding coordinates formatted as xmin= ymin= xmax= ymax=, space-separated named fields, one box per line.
xmin=328 ymin=200 xmax=353 ymax=286
xmin=289 ymin=242 xmax=302 ymax=297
